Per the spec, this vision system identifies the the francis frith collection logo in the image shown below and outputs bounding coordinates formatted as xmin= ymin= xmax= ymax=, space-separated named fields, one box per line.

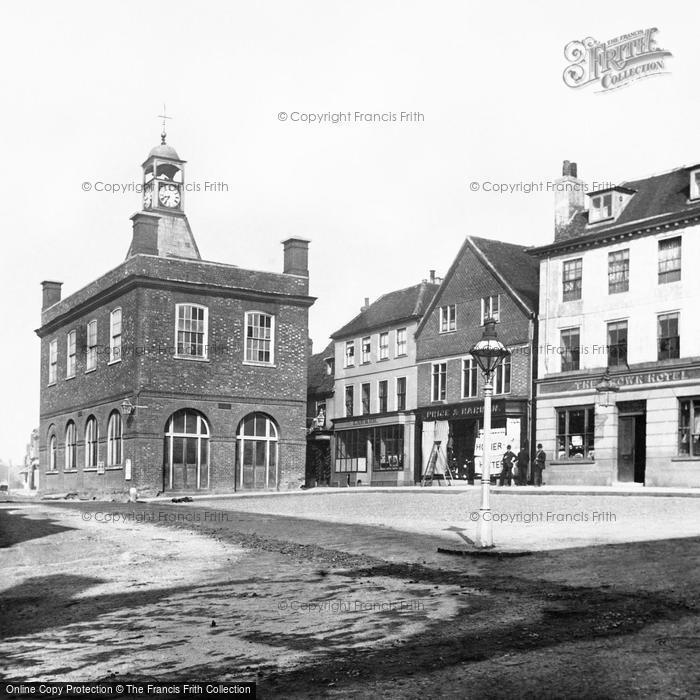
xmin=563 ymin=28 xmax=672 ymax=92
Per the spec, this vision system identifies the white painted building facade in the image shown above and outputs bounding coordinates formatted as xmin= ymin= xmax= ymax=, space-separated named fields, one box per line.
xmin=532 ymin=160 xmax=700 ymax=487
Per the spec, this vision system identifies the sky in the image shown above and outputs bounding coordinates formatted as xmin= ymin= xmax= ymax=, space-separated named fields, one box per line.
xmin=0 ymin=0 xmax=698 ymax=464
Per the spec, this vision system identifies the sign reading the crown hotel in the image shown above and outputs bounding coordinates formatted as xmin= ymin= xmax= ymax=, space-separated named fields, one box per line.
xmin=539 ymin=368 xmax=699 ymax=395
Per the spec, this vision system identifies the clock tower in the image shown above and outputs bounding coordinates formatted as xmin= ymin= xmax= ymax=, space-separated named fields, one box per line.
xmin=127 ymin=127 xmax=201 ymax=260
xmin=142 ymin=136 xmax=185 ymax=213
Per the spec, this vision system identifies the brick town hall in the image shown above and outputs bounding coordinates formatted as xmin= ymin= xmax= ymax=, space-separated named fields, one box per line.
xmin=36 ymin=131 xmax=314 ymax=497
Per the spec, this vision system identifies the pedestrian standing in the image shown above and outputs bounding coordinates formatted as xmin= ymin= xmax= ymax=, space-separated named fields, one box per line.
xmin=533 ymin=443 xmax=546 ymax=486
xmin=516 ymin=446 xmax=529 ymax=486
xmin=499 ymin=445 xmax=516 ymax=486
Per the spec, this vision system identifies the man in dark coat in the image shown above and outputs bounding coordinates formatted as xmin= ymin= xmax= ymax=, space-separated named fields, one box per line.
xmin=516 ymin=446 xmax=529 ymax=486
xmin=499 ymin=445 xmax=516 ymax=486
xmin=533 ymin=443 xmax=546 ymax=486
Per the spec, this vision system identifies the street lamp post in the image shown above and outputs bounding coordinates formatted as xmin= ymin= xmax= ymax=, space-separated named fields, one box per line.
xmin=469 ymin=318 xmax=510 ymax=548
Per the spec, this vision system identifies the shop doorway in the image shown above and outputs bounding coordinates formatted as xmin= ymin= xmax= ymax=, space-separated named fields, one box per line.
xmin=617 ymin=404 xmax=646 ymax=484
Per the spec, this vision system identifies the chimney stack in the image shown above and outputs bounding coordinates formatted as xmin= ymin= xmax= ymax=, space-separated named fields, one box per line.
xmin=41 ymin=281 xmax=63 ymax=310
xmin=128 ymin=212 xmax=159 ymax=257
xmin=429 ymin=269 xmax=436 ymax=283
xmin=554 ymin=160 xmax=585 ymax=241
xmin=361 ymin=297 xmax=370 ymax=312
xmin=282 ymin=238 xmax=310 ymax=276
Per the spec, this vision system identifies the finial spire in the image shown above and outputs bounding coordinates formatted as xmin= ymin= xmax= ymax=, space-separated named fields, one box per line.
xmin=157 ymin=104 xmax=172 ymax=145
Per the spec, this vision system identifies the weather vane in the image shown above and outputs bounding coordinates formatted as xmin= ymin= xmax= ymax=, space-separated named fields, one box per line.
xmin=157 ymin=104 xmax=172 ymax=145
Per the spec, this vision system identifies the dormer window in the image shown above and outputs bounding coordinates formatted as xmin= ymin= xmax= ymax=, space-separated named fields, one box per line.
xmin=590 ymin=193 xmax=613 ymax=222
xmin=690 ymin=169 xmax=700 ymax=200
xmin=587 ymin=186 xmax=635 ymax=224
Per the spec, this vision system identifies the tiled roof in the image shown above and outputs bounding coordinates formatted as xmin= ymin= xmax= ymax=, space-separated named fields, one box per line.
xmin=307 ymin=341 xmax=335 ymax=396
xmin=415 ymin=235 xmax=540 ymax=336
xmin=533 ymin=164 xmax=700 ymax=254
xmin=330 ymin=281 xmax=440 ymax=339
xmin=467 ymin=236 xmax=540 ymax=311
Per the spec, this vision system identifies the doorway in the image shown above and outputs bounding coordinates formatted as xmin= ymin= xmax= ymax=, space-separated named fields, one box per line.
xmin=617 ymin=410 xmax=646 ymax=484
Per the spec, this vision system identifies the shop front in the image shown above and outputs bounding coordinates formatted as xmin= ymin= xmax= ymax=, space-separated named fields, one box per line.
xmin=416 ymin=399 xmax=529 ymax=482
xmin=331 ymin=412 xmax=418 ymax=487
xmin=536 ymin=365 xmax=700 ymax=487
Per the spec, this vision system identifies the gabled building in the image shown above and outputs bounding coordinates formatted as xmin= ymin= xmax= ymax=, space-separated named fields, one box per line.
xmin=531 ymin=160 xmax=700 ymax=487
xmin=415 ymin=236 xmax=539 ymax=480
xmin=329 ymin=277 xmax=440 ymax=486
xmin=36 ymin=133 xmax=314 ymax=497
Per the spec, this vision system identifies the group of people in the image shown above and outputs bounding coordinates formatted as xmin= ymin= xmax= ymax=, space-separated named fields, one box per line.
xmin=498 ymin=443 xmax=546 ymax=487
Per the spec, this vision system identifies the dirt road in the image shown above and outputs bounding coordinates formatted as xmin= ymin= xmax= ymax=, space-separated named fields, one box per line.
xmin=1 ymin=498 xmax=699 ymax=698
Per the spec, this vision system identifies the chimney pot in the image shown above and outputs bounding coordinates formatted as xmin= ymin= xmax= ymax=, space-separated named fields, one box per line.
xmin=562 ymin=160 xmax=578 ymax=178
xmin=41 ymin=281 xmax=63 ymax=310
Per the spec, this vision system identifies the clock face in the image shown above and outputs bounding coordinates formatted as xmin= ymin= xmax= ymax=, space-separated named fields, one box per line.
xmin=158 ymin=184 xmax=181 ymax=208
xmin=143 ymin=184 xmax=153 ymax=208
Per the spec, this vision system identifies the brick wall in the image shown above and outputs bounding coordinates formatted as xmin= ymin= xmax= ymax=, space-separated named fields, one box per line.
xmin=38 ymin=257 xmax=311 ymax=498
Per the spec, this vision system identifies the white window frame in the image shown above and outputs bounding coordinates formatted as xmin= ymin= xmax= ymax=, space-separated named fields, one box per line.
xmin=244 ymin=311 xmax=275 ymax=365
xmin=175 ymin=303 xmax=209 ymax=360
xmin=64 ymin=421 xmax=76 ymax=471
xmin=439 ymin=305 xmax=456 ymax=333
xmin=344 ymin=385 xmax=354 ymax=417
xmin=361 ymin=336 xmax=371 ymax=364
xmin=107 ymin=411 xmax=123 ymax=466
xmin=344 ymin=340 xmax=355 ymax=367
xmin=690 ymin=170 xmax=700 ymax=200
xmin=395 ymin=328 xmax=407 ymax=357
xmin=109 ymin=307 xmax=122 ymax=364
xmin=395 ymin=376 xmax=407 ymax=411
xmin=461 ymin=357 xmax=478 ymax=398
xmin=658 ymin=236 xmax=682 ymax=285
xmin=361 ymin=382 xmax=371 ymax=415
xmin=494 ymin=356 xmax=511 ymax=395
xmin=480 ymin=295 xmax=500 ymax=324
xmin=48 ymin=338 xmax=58 ymax=385
xmin=379 ymin=332 xmax=389 ymax=360
xmin=431 ymin=362 xmax=447 ymax=402
xmin=86 ymin=320 xmax=98 ymax=372
xmin=589 ymin=192 xmax=613 ymax=223
xmin=66 ymin=330 xmax=76 ymax=378
xmin=48 ymin=430 xmax=57 ymax=472
xmin=377 ymin=379 xmax=388 ymax=413
xmin=84 ymin=416 xmax=99 ymax=469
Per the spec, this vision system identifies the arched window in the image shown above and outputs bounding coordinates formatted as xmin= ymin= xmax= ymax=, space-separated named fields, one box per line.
xmin=85 ymin=416 xmax=99 ymax=468
xmin=65 ymin=421 xmax=76 ymax=471
xmin=236 ymin=413 xmax=279 ymax=489
xmin=107 ymin=411 xmax=122 ymax=466
xmin=48 ymin=425 xmax=57 ymax=472
xmin=163 ymin=409 xmax=210 ymax=490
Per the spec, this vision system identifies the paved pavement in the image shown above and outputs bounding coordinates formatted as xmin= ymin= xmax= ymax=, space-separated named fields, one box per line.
xmin=189 ymin=488 xmax=700 ymax=552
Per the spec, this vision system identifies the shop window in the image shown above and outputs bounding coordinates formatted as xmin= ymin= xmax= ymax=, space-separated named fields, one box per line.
xmin=679 ymin=398 xmax=700 ymax=457
xmin=556 ymin=406 xmax=595 ymax=460
xmin=335 ymin=430 xmax=368 ymax=472
xmin=372 ymin=425 xmax=405 ymax=471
